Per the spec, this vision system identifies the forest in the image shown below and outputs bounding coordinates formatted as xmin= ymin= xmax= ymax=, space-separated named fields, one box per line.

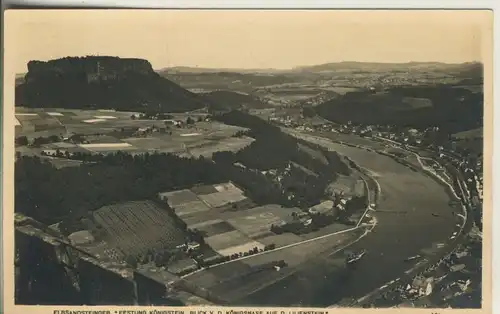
xmin=316 ymin=85 xmax=483 ymax=134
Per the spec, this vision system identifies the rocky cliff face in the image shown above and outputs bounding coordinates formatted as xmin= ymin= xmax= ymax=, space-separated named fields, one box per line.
xmin=25 ymin=57 xmax=154 ymax=83
xmin=16 ymin=56 xmax=206 ymax=112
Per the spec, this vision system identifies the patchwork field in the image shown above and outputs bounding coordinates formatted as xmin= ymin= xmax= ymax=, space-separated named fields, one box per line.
xmin=159 ymin=180 xmax=355 ymax=262
xmin=15 ymin=108 xmax=254 ymax=160
xmin=159 ymin=182 xmax=249 ymax=217
xmin=189 ymin=220 xmax=236 ymax=237
xmin=226 ymin=205 xmax=296 ymax=239
xmin=91 ymin=200 xmax=186 ymax=259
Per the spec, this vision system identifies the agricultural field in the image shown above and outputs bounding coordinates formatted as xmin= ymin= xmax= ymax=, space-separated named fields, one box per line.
xmin=158 ymin=182 xmax=249 ymax=218
xmin=15 ymin=107 xmax=253 ymax=160
xmin=188 ymin=136 xmax=255 ymax=158
xmin=184 ymin=227 xmax=363 ymax=303
xmin=91 ymin=200 xmax=186 ymax=259
xmin=159 ymin=181 xmax=356 ymax=259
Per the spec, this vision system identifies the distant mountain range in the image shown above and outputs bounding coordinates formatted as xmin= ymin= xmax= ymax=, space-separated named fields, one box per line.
xmin=158 ymin=66 xmax=287 ymax=74
xmin=159 ymin=61 xmax=482 ymax=74
xmin=293 ymin=61 xmax=482 ymax=72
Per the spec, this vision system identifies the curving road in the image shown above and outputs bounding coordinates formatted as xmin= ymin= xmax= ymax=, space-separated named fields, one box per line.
xmin=257 ymin=131 xmax=462 ymax=306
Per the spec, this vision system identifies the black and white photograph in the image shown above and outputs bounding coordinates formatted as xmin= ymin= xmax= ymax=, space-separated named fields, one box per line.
xmin=3 ymin=9 xmax=492 ymax=311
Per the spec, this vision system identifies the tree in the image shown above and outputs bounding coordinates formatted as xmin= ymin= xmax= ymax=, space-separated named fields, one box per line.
xmin=125 ymin=255 xmax=138 ymax=268
xmin=15 ymin=136 xmax=29 ymax=146
xmin=48 ymin=135 xmax=61 ymax=143
xmin=302 ymin=106 xmax=316 ymax=118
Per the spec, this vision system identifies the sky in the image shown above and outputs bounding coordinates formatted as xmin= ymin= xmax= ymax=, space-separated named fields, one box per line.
xmin=6 ymin=10 xmax=490 ymax=73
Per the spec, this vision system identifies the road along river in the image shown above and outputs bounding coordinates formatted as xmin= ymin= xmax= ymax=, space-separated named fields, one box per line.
xmin=249 ymin=130 xmax=462 ymax=306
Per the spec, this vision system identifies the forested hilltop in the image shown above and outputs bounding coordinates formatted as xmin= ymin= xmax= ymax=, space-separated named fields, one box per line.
xmin=15 ymin=56 xmax=207 ymax=112
xmin=316 ymin=84 xmax=483 ymax=133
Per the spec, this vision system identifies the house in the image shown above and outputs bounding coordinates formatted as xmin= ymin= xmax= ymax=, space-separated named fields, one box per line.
xmin=41 ymin=149 xmax=59 ymax=156
xmin=411 ymin=276 xmax=435 ymax=297
xmin=41 ymin=149 xmax=72 ymax=157
xmin=164 ymin=119 xmax=183 ymax=127
xmin=186 ymin=242 xmax=201 ymax=252
xmin=408 ymin=129 xmax=419 ymax=136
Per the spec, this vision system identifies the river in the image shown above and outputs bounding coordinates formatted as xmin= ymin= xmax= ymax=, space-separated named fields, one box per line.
xmin=237 ymin=138 xmax=460 ymax=307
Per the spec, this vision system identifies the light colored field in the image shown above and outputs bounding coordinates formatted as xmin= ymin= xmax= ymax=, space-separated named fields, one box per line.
xmin=16 ymin=108 xmax=254 ymax=158
xmin=94 ymin=115 xmax=117 ymax=119
xmin=83 ymin=118 xmax=107 ymax=123
xmin=85 ymin=135 xmax=123 ymax=144
xmin=217 ymin=241 xmax=265 ymax=256
xmin=189 ymin=137 xmax=255 ymax=158
xmin=174 ymin=200 xmax=212 ymax=217
xmin=205 ymin=230 xmax=253 ymax=251
xmin=198 ymin=189 xmax=247 ymax=208
xmin=79 ymin=142 xmax=132 ymax=149
xmin=227 ymin=211 xmax=288 ymax=239
xmin=159 ymin=189 xmax=201 ymax=206
xmin=308 ymin=200 xmax=335 ymax=214
xmin=189 ymin=219 xmax=225 ymax=230
xmin=16 ymin=113 xmax=39 ymax=117
xmin=180 ymin=133 xmax=201 ymax=137
xmin=47 ymin=112 xmax=64 ymax=116
xmin=123 ymin=137 xmax=182 ymax=151
xmin=52 ymin=142 xmax=78 ymax=148
xmin=214 ymin=182 xmax=242 ymax=193
xmin=256 ymin=233 xmax=303 ymax=247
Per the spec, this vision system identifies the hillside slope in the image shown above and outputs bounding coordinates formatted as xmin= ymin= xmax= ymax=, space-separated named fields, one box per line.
xmin=203 ymin=91 xmax=270 ymax=111
xmin=16 ymin=56 xmax=207 ymax=112
xmin=316 ymin=85 xmax=483 ymax=133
